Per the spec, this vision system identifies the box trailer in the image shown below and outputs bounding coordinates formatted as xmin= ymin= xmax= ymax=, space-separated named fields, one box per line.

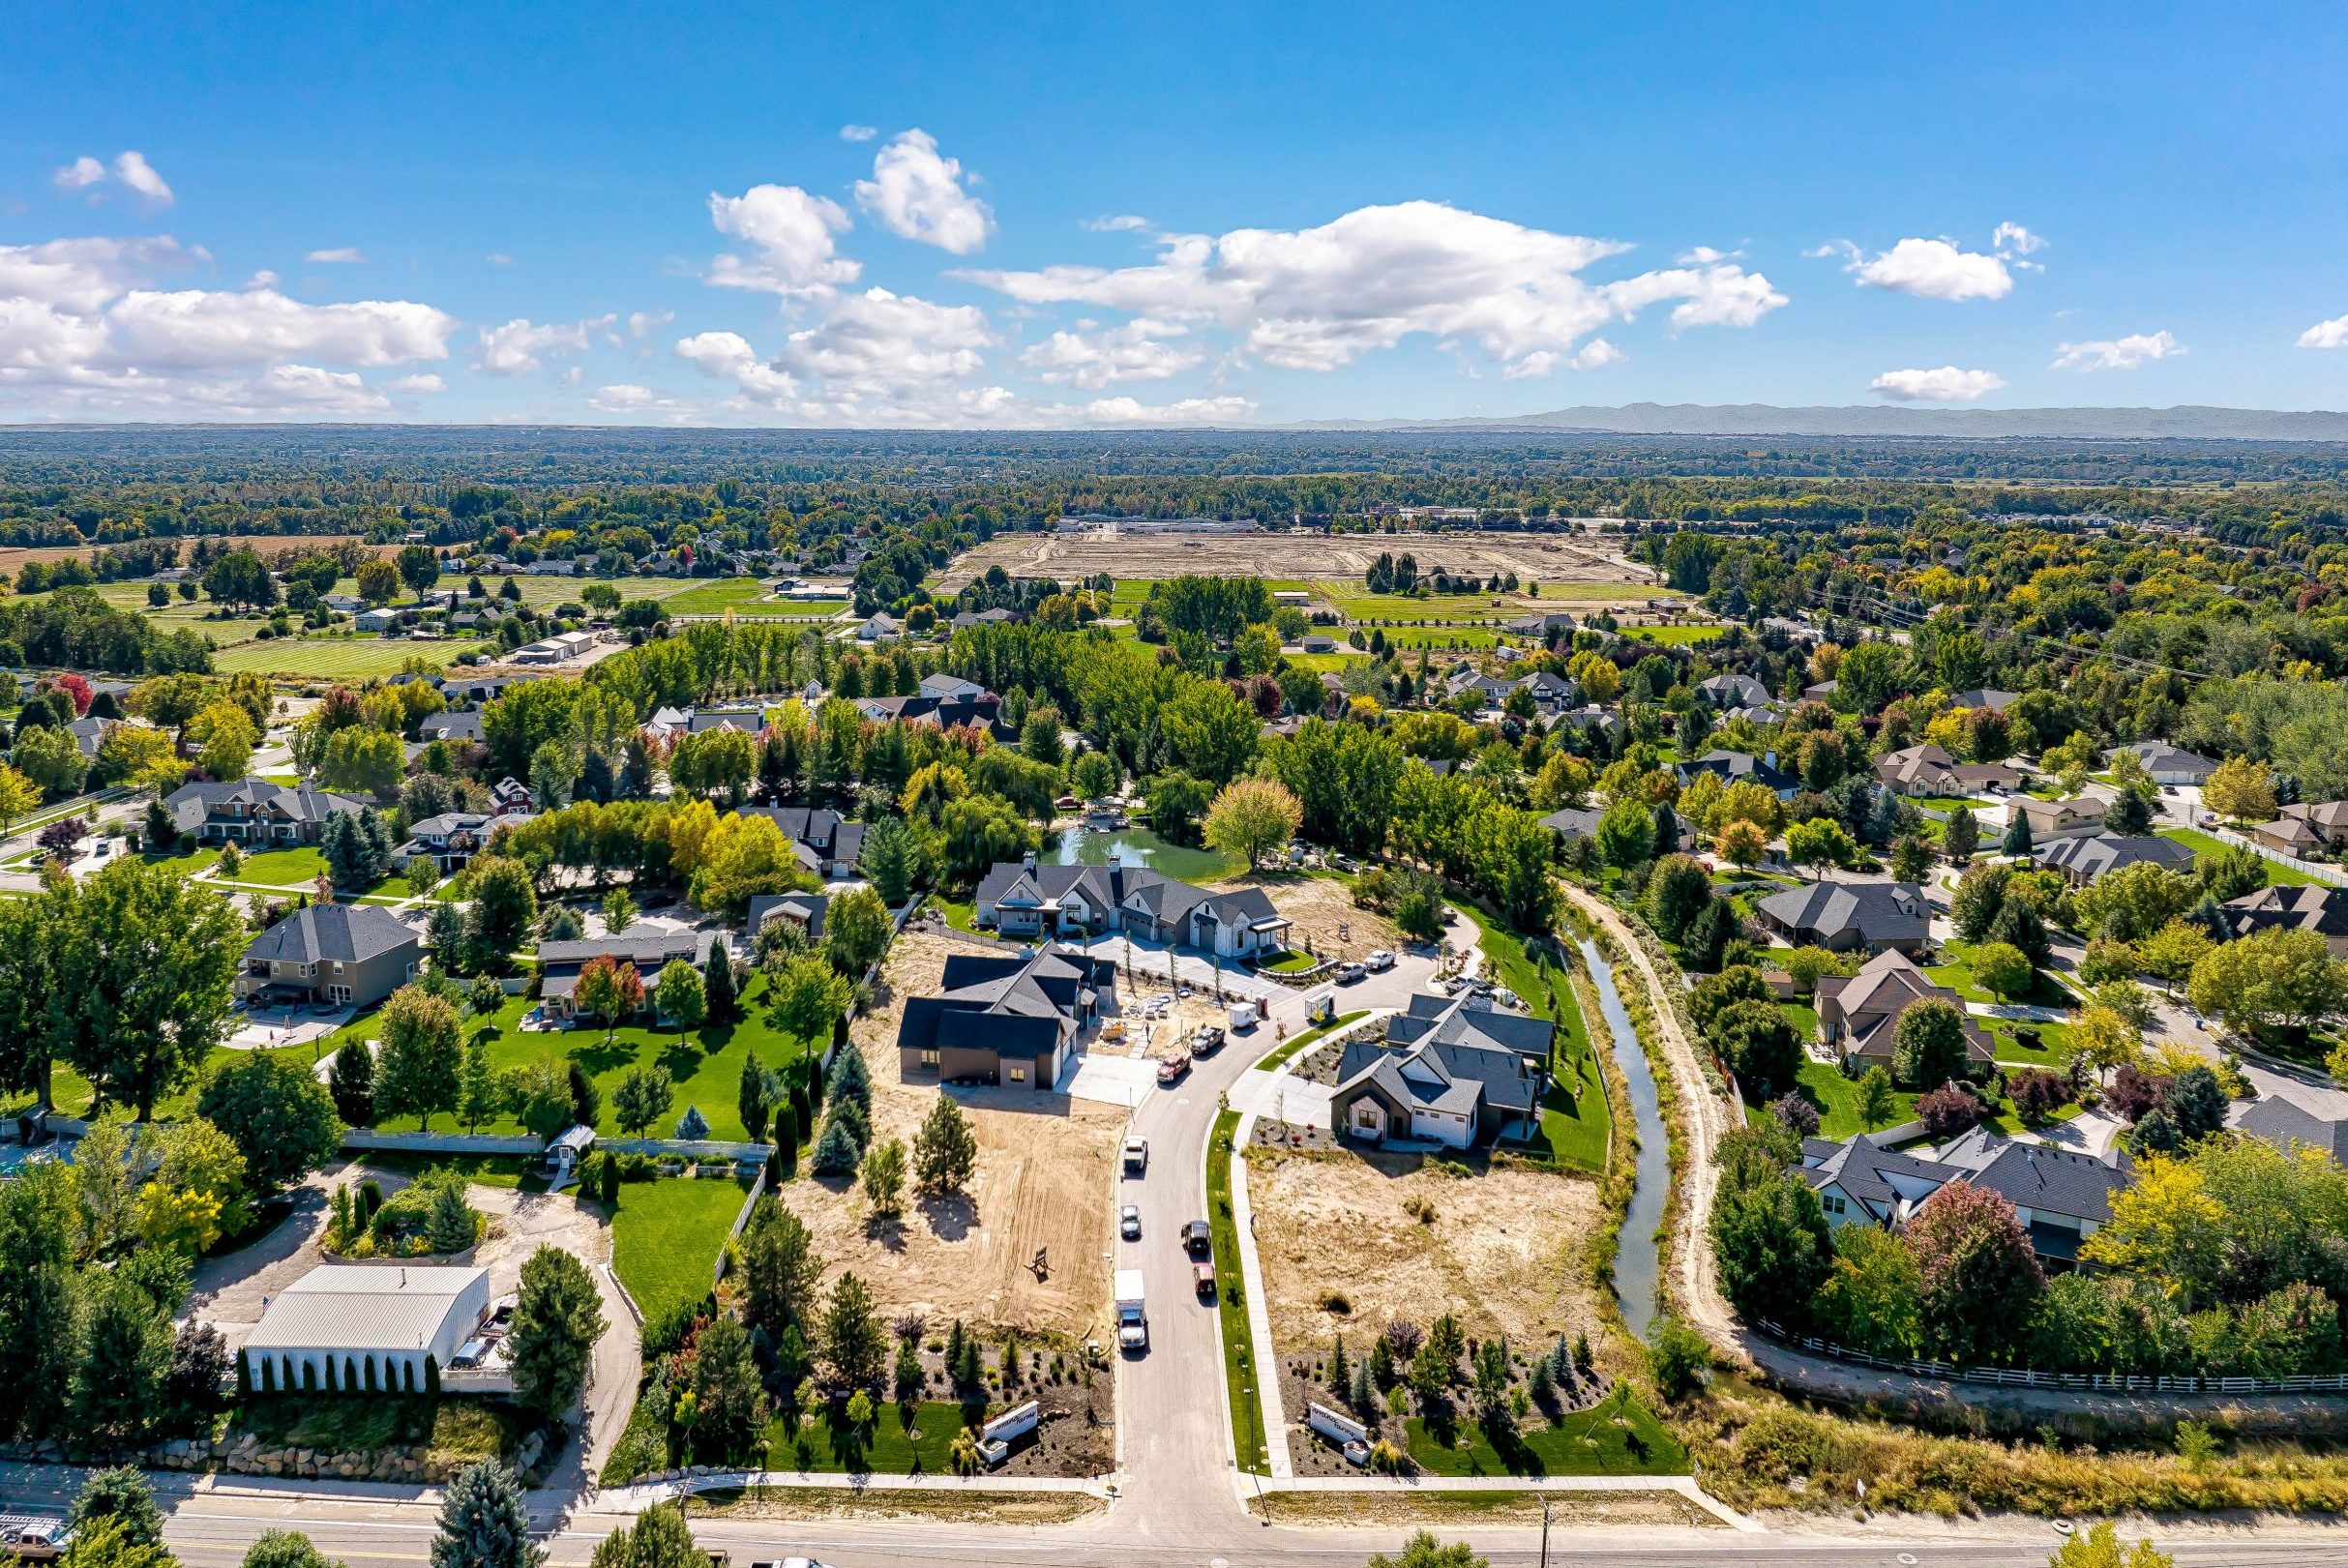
xmin=978 ymin=1398 xmax=1041 ymax=1466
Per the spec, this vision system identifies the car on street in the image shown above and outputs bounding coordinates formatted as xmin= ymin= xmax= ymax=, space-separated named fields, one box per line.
xmin=1120 ymin=1204 xmax=1142 ymax=1239
xmin=1193 ymin=1259 xmax=1217 ymax=1297
xmin=1191 ymin=1024 xmax=1225 ymax=1052
xmin=1123 ymin=1136 xmax=1148 ymax=1174
xmin=1336 ymin=961 xmax=1365 ymax=983
xmin=1182 ymin=1219 xmax=1212 ymax=1256
xmin=1156 ymin=1051 xmax=1190 ymax=1085
xmin=1364 ymin=948 xmax=1394 ymax=971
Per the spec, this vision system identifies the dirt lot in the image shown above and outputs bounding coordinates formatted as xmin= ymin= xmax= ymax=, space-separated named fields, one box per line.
xmin=1248 ymin=1489 xmax=1721 ymax=1529
xmin=775 ymin=931 xmax=1126 ymax=1342
xmin=1246 ymin=1145 xmax=1602 ymax=1357
xmin=1225 ymin=872 xmax=1404 ymax=962
xmin=936 ymin=527 xmax=1659 ymax=597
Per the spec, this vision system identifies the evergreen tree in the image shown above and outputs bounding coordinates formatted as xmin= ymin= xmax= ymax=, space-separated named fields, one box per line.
xmin=737 ymin=1054 xmax=775 ymax=1141
xmin=2002 ymin=808 xmax=2035 ymax=857
xmin=71 ymin=1467 xmax=163 ymax=1549
xmin=1683 ymin=899 xmax=1734 ymax=974
xmin=912 ymin=1095 xmax=978 ymax=1197
xmin=424 ymin=1181 xmax=478 ymax=1254
xmin=858 ymin=815 xmax=919 ymax=903
xmin=810 ymin=1117 xmax=861 ymax=1175
xmin=458 ymin=1037 xmax=504 ymax=1133
xmin=431 ymin=1462 xmax=543 ymax=1568
xmin=509 ymin=1245 xmax=607 ymax=1416
xmin=825 ymin=1046 xmax=872 ymax=1111
xmin=74 ymin=1277 xmax=173 ymax=1444
xmin=1943 ymin=806 xmax=1979 ymax=863
xmin=701 ymin=941 xmax=737 ymax=1021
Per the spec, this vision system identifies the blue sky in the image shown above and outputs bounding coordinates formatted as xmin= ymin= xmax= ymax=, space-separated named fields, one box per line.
xmin=4 ymin=2 xmax=2346 ymax=426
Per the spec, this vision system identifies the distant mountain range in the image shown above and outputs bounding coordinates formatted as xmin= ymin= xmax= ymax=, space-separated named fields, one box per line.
xmin=1290 ymin=403 xmax=2348 ymax=440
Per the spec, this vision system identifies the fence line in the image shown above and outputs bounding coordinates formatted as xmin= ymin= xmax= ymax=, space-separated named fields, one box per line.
xmin=2206 ymin=824 xmax=2348 ymax=888
xmin=715 ymin=1163 xmax=769 ymax=1290
xmin=1752 ymin=1319 xmax=2348 ymax=1394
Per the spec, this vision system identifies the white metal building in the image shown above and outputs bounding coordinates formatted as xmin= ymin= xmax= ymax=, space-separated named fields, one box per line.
xmin=241 ymin=1263 xmax=490 ymax=1395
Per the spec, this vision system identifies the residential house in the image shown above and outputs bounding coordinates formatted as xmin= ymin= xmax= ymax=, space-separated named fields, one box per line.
xmin=239 ymin=1264 xmax=491 ymax=1397
xmin=857 ymin=612 xmax=903 ymax=642
xmin=1503 ymin=610 xmax=1578 ymax=639
xmin=733 ymin=805 xmax=866 ymax=878
xmin=747 ymin=890 xmax=828 ymax=942
xmin=2115 ymin=740 xmax=2219 ymax=785
xmin=645 ymin=705 xmax=764 ymax=743
xmin=1755 ymin=880 xmax=1932 ymax=956
xmin=852 ymin=687 xmax=999 ymax=730
xmin=2252 ymin=800 xmax=2348 ymax=855
xmin=418 ymin=710 xmax=486 ymax=745
xmin=2234 ymin=1094 xmax=2348 ymax=1163
xmin=1946 ymin=689 xmax=2019 ymax=713
xmin=2033 ymin=833 xmax=2195 ymax=887
xmin=438 ymin=673 xmax=534 ymax=708
xmin=1540 ymin=805 xmax=1603 ymax=843
xmin=2221 ymin=885 xmax=2348 ymax=957
xmin=1798 ymin=1129 xmax=2128 ymax=1267
xmin=165 ymin=779 xmax=369 ymax=847
xmin=895 ymin=943 xmax=1116 ymax=1091
xmin=2011 ymin=794 xmax=2110 ymax=845
xmin=1695 ymin=672 xmax=1771 ymax=711
xmin=1875 ymin=743 xmax=2024 ymax=797
xmin=396 ymin=786 xmax=533 ymax=875
xmin=67 ymin=713 xmax=159 ymax=758
xmin=1813 ymin=949 xmax=1992 ymax=1075
xmin=538 ymin=929 xmax=721 ymax=1021
xmin=238 ymin=903 xmax=422 ymax=1009
xmin=510 ymin=631 xmax=598 ymax=666
xmin=948 ymin=607 xmax=1024 ymax=632
xmin=1330 ymin=991 xmax=1557 ymax=1150
xmin=1678 ymin=749 xmax=1798 ymax=798
xmin=354 ymin=607 xmax=402 ymax=634
xmin=971 ymin=854 xmax=1292 ymax=960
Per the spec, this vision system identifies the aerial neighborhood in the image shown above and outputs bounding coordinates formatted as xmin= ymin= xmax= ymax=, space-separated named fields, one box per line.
xmin=4 ymin=436 xmax=2348 ymax=1568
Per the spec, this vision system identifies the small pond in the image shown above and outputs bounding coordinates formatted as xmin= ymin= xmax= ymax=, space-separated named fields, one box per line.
xmin=1052 ymin=824 xmax=1244 ymax=883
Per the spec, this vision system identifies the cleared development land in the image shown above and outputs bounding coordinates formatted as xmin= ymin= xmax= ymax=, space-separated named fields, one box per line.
xmin=937 ymin=527 xmax=1662 ymax=603
xmin=774 ymin=931 xmax=1125 ymax=1341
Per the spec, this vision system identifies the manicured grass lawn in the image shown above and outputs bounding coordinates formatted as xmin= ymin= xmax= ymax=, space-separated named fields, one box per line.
xmin=226 ymin=845 xmax=331 ymax=885
xmin=1207 ymin=1108 xmax=1268 ymax=1475
xmin=1779 ymin=1001 xmax=1819 ymax=1042
xmin=1926 ymin=940 xmax=2070 ymax=1009
xmin=144 ymin=844 xmax=223 ymax=876
xmin=1988 ymin=1017 xmax=2073 ymax=1067
xmin=763 ymin=1399 xmax=983 ymax=1474
xmin=1404 ymin=1388 xmax=1685 ymax=1477
xmin=658 ymin=577 xmax=776 ymax=613
xmin=343 ymin=976 xmax=824 ymax=1144
xmin=609 ymin=1173 xmax=753 ymax=1326
xmin=1624 ymin=623 xmax=1724 ymax=646
xmin=1259 ymin=949 xmax=1321 ymax=974
xmin=213 ymin=636 xmax=477 ymax=679
xmin=1907 ymin=795 xmax=1984 ymax=813
xmin=1282 ymin=650 xmax=1367 ymax=672
xmin=2159 ymin=827 xmax=2333 ymax=886
xmin=1781 ymin=1059 xmax=1917 ymax=1139
xmin=933 ymin=895 xmax=979 ymax=933
xmin=1456 ymin=902 xmax=1606 ymax=1175
xmin=1256 ymin=1010 xmax=1367 ymax=1071
xmin=3 ymin=1039 xmax=327 ymax=1123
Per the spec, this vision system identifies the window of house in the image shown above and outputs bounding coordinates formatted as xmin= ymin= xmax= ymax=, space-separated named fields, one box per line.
xmin=919 ymin=1049 xmax=939 ymax=1067
xmin=1008 ymin=1065 xmax=1026 ymax=1082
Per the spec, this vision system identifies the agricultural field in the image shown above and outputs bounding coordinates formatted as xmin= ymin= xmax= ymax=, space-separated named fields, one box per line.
xmin=938 ymin=528 xmax=1663 ymax=604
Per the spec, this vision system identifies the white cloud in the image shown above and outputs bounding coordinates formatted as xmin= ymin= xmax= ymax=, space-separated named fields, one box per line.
xmin=53 ymin=157 xmax=106 ymax=192
xmin=2049 ymin=330 xmax=2183 ymax=371
xmin=112 ymin=153 xmax=173 ymax=206
xmin=306 ymin=247 xmax=365 ymax=264
xmin=108 ymin=288 xmax=456 ymax=369
xmin=1021 ymin=317 xmax=1201 ymax=388
xmin=674 ymin=330 xmax=808 ymax=408
xmin=1082 ymin=395 xmax=1254 ymax=425
xmin=963 ymin=200 xmax=1784 ymax=376
xmin=839 ymin=124 xmax=878 ymax=142
xmin=485 ymin=252 xmax=514 ymax=266
xmin=706 ymin=184 xmax=858 ymax=295
xmin=245 ymin=270 xmax=280 ymax=290
xmin=676 ymin=289 xmax=1013 ymax=425
xmin=1083 ymin=215 xmax=1149 ymax=233
xmin=853 ymin=130 xmax=993 ymax=254
xmin=1843 ymin=237 xmax=2013 ymax=301
xmin=387 ymin=373 xmax=446 ymax=394
xmin=477 ymin=314 xmax=616 ymax=375
xmin=1869 ymin=366 xmax=2006 ymax=401
xmin=1502 ymin=339 xmax=1623 ymax=378
xmin=1992 ymin=222 xmax=2047 ymax=256
xmin=2299 ymin=314 xmax=2348 ymax=350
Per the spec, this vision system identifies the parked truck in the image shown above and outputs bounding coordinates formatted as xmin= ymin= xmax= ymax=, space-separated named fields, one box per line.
xmin=0 ymin=1517 xmax=72 ymax=1563
xmin=1115 ymin=1267 xmax=1149 ymax=1352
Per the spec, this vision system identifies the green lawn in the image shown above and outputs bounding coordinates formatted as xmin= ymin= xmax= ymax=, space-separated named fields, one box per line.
xmin=609 ymin=1174 xmax=753 ymax=1326
xmin=1404 ymin=1388 xmax=1686 ymax=1477
xmin=1259 ymin=949 xmax=1322 ymax=974
xmin=2 ymin=1038 xmax=336 ymax=1124
xmin=1926 ymin=941 xmax=2071 ymax=1009
xmin=1451 ymin=902 xmax=1606 ymax=1175
xmin=1623 ymin=623 xmax=1724 ymax=646
xmin=231 ymin=1393 xmax=531 ymax=1466
xmin=1780 ymin=1001 xmax=1819 ymax=1041
xmin=1988 ymin=1017 xmax=2074 ymax=1068
xmin=1906 ymin=795 xmax=1984 ymax=813
xmin=1208 ymin=1108 xmax=1268 ymax=1475
xmin=1255 ymin=1010 xmax=1367 ymax=1071
xmin=2159 ymin=827 xmax=2332 ymax=886
xmin=143 ymin=844 xmax=223 ymax=877
xmin=762 ymin=1400 xmax=985 ymax=1475
xmin=1781 ymin=1059 xmax=1917 ymax=1139
xmin=224 ymin=845 xmax=330 ymax=885
xmin=342 ymin=976 xmax=825 ymax=1144
xmin=213 ymin=636 xmax=478 ymax=680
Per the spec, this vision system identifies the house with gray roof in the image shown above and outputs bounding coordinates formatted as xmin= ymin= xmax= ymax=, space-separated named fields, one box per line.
xmin=2115 ymin=739 xmax=2218 ymax=785
xmin=895 ymin=943 xmax=1116 ymax=1091
xmin=239 ymin=902 xmax=421 ymax=1009
xmin=1755 ymin=880 xmax=1931 ymax=956
xmin=2222 ymin=884 xmax=2348 ymax=957
xmin=1540 ymin=805 xmax=1603 ymax=843
xmin=1814 ymin=949 xmax=1992 ymax=1077
xmin=1798 ymin=1128 xmax=2128 ymax=1267
xmin=2033 ymin=832 xmax=2195 ymax=887
xmin=539 ymin=929 xmax=721 ymax=1021
xmin=748 ymin=889 xmax=828 ymax=943
xmin=1947 ymin=689 xmax=2018 ymax=713
xmin=1695 ymin=671 xmax=1771 ymax=711
xmin=2235 ymin=1094 xmax=2348 ymax=1163
xmin=1679 ymin=749 xmax=1798 ymax=798
xmin=1330 ymin=991 xmax=1557 ymax=1150
xmin=973 ymin=854 xmax=1291 ymax=961
xmin=165 ymin=778 xmax=370 ymax=847
xmin=731 ymin=805 xmax=866 ymax=878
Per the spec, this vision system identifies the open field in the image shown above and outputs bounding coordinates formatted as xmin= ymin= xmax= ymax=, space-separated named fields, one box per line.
xmin=772 ymin=931 xmax=1124 ymax=1339
xmin=1246 ymin=1144 xmax=1602 ymax=1357
xmin=0 ymin=534 xmax=375 ymax=574
xmin=212 ymin=636 xmax=483 ymax=679
xmin=936 ymin=528 xmax=1663 ymax=602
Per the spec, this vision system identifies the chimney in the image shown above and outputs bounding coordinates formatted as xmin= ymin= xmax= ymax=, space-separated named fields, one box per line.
xmin=1022 ymin=850 xmax=1038 ymax=873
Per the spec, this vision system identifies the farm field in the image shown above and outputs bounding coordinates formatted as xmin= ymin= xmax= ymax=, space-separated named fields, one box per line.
xmin=938 ymin=530 xmax=1663 ymax=603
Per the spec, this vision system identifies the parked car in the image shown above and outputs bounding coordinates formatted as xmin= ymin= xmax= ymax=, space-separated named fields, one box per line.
xmin=1120 ymin=1204 xmax=1142 ymax=1240
xmin=1157 ymin=1052 xmax=1191 ymax=1085
xmin=1336 ymin=962 xmax=1365 ymax=984
xmin=1182 ymin=1219 xmax=1212 ymax=1256
xmin=1123 ymin=1137 xmax=1149 ymax=1174
xmin=1363 ymin=948 xmax=1394 ymax=971
xmin=1193 ymin=1259 xmax=1217 ymax=1298
xmin=1191 ymin=1024 xmax=1225 ymax=1053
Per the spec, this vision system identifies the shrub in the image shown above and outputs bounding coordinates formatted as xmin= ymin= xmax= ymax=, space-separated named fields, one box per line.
xmin=1915 ymin=1083 xmax=1981 ymax=1139
xmin=2008 ymin=1067 xmax=2068 ymax=1123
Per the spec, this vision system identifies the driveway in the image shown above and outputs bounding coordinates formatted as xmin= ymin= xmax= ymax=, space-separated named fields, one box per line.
xmin=1058 ymin=1050 xmax=1160 ymax=1108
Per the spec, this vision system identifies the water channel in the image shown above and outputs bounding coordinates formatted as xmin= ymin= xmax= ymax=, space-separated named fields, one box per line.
xmin=1578 ymin=936 xmax=1668 ymax=1343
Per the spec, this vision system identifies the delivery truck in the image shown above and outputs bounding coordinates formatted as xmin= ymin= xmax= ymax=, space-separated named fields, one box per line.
xmin=1115 ymin=1267 xmax=1149 ymax=1353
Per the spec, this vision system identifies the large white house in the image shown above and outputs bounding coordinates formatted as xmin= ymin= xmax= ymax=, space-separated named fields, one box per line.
xmin=240 ymin=1263 xmax=490 ymax=1395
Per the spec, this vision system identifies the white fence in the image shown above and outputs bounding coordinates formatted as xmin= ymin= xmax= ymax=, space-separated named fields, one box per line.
xmin=1754 ymin=1319 xmax=2348 ymax=1394
xmin=2205 ymin=824 xmax=2348 ymax=888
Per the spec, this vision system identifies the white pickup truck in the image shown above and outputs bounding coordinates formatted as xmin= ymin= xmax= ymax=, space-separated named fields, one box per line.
xmin=1115 ymin=1267 xmax=1149 ymax=1352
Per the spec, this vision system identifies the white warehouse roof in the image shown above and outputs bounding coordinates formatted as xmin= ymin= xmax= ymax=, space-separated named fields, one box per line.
xmin=245 ymin=1264 xmax=490 ymax=1353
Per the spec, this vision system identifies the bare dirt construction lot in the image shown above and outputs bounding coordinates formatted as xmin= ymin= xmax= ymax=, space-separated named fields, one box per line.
xmin=937 ymin=527 xmax=1660 ymax=600
xmin=1224 ymin=872 xmax=1403 ymax=961
xmin=1246 ymin=1145 xmax=1601 ymax=1357
xmin=774 ymin=930 xmax=1125 ymax=1342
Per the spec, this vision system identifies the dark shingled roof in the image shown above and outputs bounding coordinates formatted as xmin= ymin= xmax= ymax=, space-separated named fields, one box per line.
xmin=244 ymin=902 xmax=419 ymax=966
xmin=1756 ymin=881 xmax=1930 ymax=947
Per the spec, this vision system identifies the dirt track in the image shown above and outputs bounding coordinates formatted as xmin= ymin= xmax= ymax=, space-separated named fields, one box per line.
xmin=776 ymin=932 xmax=1125 ymax=1342
xmin=936 ymin=528 xmax=1658 ymax=595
